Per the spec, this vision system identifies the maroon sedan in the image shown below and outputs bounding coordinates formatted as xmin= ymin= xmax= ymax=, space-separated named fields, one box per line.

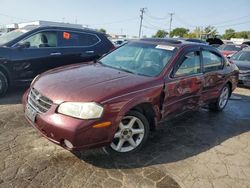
xmin=23 ymin=38 xmax=239 ymax=154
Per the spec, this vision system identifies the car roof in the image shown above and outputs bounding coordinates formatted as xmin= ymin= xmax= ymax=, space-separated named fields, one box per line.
xmin=22 ymin=25 xmax=103 ymax=35
xmin=134 ymin=38 xmax=209 ymax=48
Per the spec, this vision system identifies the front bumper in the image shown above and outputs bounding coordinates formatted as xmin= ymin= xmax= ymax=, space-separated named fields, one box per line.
xmin=22 ymin=90 xmax=118 ymax=151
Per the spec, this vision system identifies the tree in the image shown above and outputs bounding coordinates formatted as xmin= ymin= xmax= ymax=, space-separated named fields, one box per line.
xmin=204 ymin=25 xmax=218 ymax=37
xmin=98 ymin=28 xmax=106 ymax=34
xmin=223 ymin=29 xmax=235 ymax=39
xmin=153 ymin=30 xmax=168 ymax=38
xmin=183 ymin=32 xmax=197 ymax=39
xmin=235 ymin=31 xmax=248 ymax=39
xmin=170 ymin=28 xmax=189 ymax=37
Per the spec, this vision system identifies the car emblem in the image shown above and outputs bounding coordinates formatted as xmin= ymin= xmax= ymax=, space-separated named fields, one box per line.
xmin=35 ymin=94 xmax=41 ymax=101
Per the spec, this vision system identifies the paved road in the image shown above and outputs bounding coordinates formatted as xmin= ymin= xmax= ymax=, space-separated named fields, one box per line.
xmin=0 ymin=87 xmax=250 ymax=188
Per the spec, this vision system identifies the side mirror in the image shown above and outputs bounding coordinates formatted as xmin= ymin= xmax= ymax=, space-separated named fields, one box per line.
xmin=16 ymin=41 xmax=30 ymax=49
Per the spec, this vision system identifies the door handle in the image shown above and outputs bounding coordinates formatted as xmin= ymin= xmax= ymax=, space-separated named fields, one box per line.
xmin=85 ymin=50 xmax=94 ymax=54
xmin=50 ymin=52 xmax=61 ymax=56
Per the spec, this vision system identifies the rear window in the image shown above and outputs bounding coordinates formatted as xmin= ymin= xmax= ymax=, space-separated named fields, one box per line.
xmin=231 ymin=51 xmax=250 ymax=61
xmin=218 ymin=45 xmax=241 ymax=51
xmin=59 ymin=31 xmax=100 ymax=47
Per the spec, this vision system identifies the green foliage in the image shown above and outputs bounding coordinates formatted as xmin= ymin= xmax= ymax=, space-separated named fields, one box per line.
xmin=183 ymin=32 xmax=197 ymax=38
xmin=222 ymin=29 xmax=250 ymax=39
xmin=98 ymin=28 xmax=106 ymax=34
xmin=170 ymin=27 xmax=189 ymax=37
xmin=223 ymin=29 xmax=235 ymax=39
xmin=204 ymin=25 xmax=218 ymax=37
xmin=153 ymin=30 xmax=168 ymax=38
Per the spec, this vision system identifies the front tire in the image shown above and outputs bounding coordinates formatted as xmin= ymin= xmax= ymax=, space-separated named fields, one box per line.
xmin=105 ymin=110 xmax=150 ymax=155
xmin=0 ymin=71 xmax=8 ymax=97
xmin=209 ymin=84 xmax=230 ymax=111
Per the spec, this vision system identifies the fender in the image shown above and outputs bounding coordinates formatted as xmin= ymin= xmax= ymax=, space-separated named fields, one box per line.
xmin=115 ymin=85 xmax=163 ymax=126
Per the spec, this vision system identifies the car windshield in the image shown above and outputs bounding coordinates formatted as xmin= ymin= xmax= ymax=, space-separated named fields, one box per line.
xmin=218 ymin=45 xmax=241 ymax=51
xmin=0 ymin=29 xmax=28 ymax=45
xmin=99 ymin=42 xmax=176 ymax=77
xmin=231 ymin=51 xmax=250 ymax=61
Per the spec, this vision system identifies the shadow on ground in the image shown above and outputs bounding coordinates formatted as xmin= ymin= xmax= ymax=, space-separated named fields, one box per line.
xmin=78 ymin=92 xmax=250 ymax=170
xmin=0 ymin=86 xmax=28 ymax=105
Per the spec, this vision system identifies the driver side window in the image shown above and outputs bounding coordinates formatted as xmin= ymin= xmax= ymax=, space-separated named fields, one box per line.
xmin=20 ymin=31 xmax=57 ymax=48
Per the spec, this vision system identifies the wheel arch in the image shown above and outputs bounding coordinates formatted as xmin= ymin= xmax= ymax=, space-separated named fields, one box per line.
xmin=0 ymin=64 xmax=12 ymax=86
xmin=226 ymin=80 xmax=233 ymax=97
xmin=117 ymin=99 xmax=158 ymax=131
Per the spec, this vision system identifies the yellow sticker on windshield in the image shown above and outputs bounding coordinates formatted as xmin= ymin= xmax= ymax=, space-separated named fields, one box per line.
xmin=156 ymin=45 xmax=175 ymax=51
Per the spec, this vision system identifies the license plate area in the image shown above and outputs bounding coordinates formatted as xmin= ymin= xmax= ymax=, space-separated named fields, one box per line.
xmin=25 ymin=104 xmax=37 ymax=123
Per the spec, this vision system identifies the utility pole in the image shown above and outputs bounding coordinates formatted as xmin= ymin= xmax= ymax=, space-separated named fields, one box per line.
xmin=139 ymin=8 xmax=146 ymax=38
xmin=169 ymin=13 xmax=174 ymax=38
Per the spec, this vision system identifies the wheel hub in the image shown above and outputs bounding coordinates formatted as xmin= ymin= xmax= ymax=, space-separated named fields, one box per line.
xmin=121 ymin=128 xmax=132 ymax=139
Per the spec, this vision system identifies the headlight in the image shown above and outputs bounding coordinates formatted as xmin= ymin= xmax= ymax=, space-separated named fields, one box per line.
xmin=57 ymin=102 xmax=103 ymax=119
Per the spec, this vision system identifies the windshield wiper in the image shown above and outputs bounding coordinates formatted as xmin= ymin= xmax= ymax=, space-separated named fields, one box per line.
xmin=117 ymin=67 xmax=135 ymax=74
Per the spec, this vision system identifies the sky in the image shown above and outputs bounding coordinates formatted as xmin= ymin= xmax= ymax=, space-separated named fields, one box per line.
xmin=0 ymin=0 xmax=250 ymax=37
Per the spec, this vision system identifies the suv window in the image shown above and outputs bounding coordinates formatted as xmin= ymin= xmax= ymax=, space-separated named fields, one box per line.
xmin=175 ymin=51 xmax=201 ymax=77
xmin=202 ymin=51 xmax=223 ymax=72
xmin=21 ymin=31 xmax=57 ymax=48
xmin=59 ymin=31 xmax=100 ymax=47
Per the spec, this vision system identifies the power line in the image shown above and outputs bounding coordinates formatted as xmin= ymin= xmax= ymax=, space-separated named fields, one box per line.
xmin=210 ymin=14 xmax=250 ymax=26
xmin=143 ymin=18 xmax=167 ymax=30
xmin=89 ymin=17 xmax=138 ymax=26
xmin=145 ymin=11 xmax=168 ymax=20
xmin=0 ymin=12 xmax=29 ymax=21
xmin=216 ymin=20 xmax=250 ymax=28
xmin=139 ymin=8 xmax=147 ymax=38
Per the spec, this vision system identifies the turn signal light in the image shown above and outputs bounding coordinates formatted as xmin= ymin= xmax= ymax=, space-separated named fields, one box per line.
xmin=93 ymin=121 xmax=111 ymax=128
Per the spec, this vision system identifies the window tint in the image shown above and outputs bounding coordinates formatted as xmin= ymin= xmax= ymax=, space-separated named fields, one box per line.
xmin=59 ymin=31 xmax=99 ymax=47
xmin=21 ymin=31 xmax=57 ymax=48
xmin=231 ymin=51 xmax=250 ymax=61
xmin=175 ymin=51 xmax=201 ymax=77
xmin=202 ymin=51 xmax=223 ymax=72
xmin=218 ymin=45 xmax=241 ymax=51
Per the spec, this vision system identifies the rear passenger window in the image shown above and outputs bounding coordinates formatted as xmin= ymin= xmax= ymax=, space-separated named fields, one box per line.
xmin=202 ymin=51 xmax=223 ymax=72
xmin=59 ymin=31 xmax=100 ymax=47
xmin=175 ymin=51 xmax=201 ymax=77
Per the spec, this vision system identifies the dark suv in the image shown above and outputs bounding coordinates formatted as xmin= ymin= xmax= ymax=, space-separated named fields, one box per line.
xmin=23 ymin=38 xmax=239 ymax=154
xmin=0 ymin=26 xmax=114 ymax=96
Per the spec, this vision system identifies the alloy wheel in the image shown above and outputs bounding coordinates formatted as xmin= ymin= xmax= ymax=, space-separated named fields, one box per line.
xmin=110 ymin=115 xmax=145 ymax=153
xmin=219 ymin=86 xmax=229 ymax=109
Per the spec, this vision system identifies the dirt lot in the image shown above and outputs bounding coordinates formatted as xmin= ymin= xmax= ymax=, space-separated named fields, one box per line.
xmin=0 ymin=87 xmax=250 ymax=188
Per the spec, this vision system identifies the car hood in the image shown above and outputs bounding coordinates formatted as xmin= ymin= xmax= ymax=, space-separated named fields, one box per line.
xmin=33 ymin=63 xmax=157 ymax=104
xmin=232 ymin=60 xmax=250 ymax=70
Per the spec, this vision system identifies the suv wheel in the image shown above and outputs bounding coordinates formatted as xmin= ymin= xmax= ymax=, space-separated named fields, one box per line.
xmin=0 ymin=71 xmax=8 ymax=97
xmin=105 ymin=110 xmax=149 ymax=154
xmin=209 ymin=84 xmax=230 ymax=111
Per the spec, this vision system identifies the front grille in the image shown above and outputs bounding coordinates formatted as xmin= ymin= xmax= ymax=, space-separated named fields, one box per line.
xmin=28 ymin=88 xmax=53 ymax=113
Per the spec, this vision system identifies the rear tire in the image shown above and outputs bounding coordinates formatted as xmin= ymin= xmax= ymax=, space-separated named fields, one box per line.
xmin=209 ymin=84 xmax=230 ymax=111
xmin=0 ymin=71 xmax=8 ymax=97
xmin=104 ymin=110 xmax=150 ymax=155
